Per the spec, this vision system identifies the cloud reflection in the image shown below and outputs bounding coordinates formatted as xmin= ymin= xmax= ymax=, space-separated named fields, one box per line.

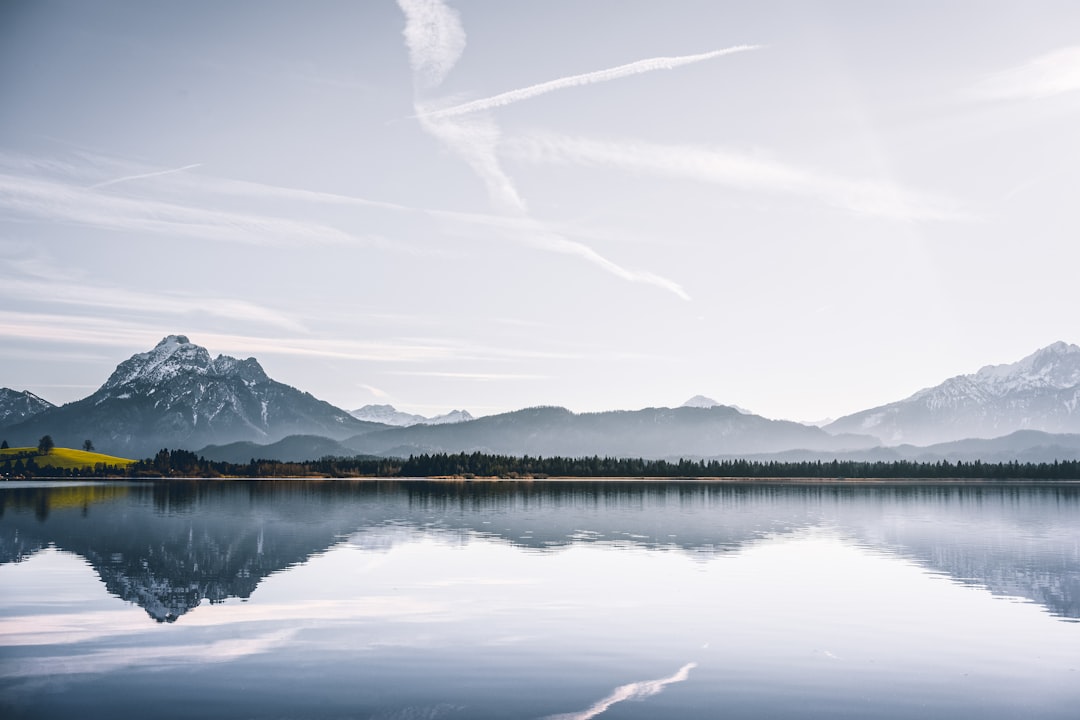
xmin=0 ymin=629 xmax=297 ymax=678
xmin=545 ymin=662 xmax=696 ymax=720
xmin=0 ymin=597 xmax=442 ymax=648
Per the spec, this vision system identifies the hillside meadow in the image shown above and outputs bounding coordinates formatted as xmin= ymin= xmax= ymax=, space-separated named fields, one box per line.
xmin=0 ymin=446 xmax=136 ymax=471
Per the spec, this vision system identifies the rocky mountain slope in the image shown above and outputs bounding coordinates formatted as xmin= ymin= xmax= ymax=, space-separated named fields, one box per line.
xmin=0 ymin=388 xmax=54 ymax=427
xmin=826 ymin=342 xmax=1080 ymax=445
xmin=0 ymin=335 xmax=373 ymax=457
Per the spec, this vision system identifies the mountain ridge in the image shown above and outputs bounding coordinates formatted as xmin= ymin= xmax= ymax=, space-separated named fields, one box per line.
xmin=5 ymin=337 xmax=1080 ymax=462
xmin=825 ymin=341 xmax=1080 ymax=445
xmin=349 ymin=404 xmax=474 ymax=426
xmin=0 ymin=388 xmax=55 ymax=427
xmin=0 ymin=335 xmax=372 ymax=457
xmin=340 ymin=404 xmax=879 ymax=459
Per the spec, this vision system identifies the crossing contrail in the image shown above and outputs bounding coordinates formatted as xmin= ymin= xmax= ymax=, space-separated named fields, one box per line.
xmin=416 ymin=45 xmax=761 ymax=119
xmin=89 ymin=163 xmax=202 ymax=190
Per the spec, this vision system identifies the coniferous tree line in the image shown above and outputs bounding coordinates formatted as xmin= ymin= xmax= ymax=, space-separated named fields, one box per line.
xmin=3 ymin=448 xmax=1080 ymax=480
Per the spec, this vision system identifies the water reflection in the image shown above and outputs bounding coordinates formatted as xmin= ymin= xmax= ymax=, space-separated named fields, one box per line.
xmin=3 ymin=480 xmax=1080 ymax=720
xmin=1 ymin=480 xmax=1078 ymax=622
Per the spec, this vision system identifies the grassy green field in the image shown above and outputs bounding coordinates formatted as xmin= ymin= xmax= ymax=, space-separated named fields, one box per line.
xmin=0 ymin=446 xmax=136 ymax=470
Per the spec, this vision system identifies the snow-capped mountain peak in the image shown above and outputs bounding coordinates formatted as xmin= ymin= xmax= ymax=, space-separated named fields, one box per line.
xmin=681 ymin=395 xmax=753 ymax=414
xmin=103 ymin=335 xmax=270 ymax=390
xmin=350 ymin=404 xmax=427 ymax=426
xmin=827 ymin=341 xmax=1080 ymax=445
xmin=427 ymin=409 xmax=474 ymax=425
xmin=104 ymin=335 xmax=211 ymax=389
xmin=5 ymin=335 xmax=370 ymax=456
xmin=349 ymin=404 xmax=474 ymax=426
xmin=0 ymin=388 xmax=55 ymax=426
xmin=969 ymin=341 xmax=1080 ymax=392
xmin=682 ymin=395 xmax=722 ymax=408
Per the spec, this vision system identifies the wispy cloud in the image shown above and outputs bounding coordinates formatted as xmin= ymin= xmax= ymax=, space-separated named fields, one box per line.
xmin=387 ymin=370 xmax=549 ymax=380
xmin=0 ymin=273 xmax=305 ymax=332
xmin=506 ymin=133 xmax=966 ymax=222
xmin=396 ymin=0 xmax=692 ymax=299
xmin=417 ymin=46 xmax=761 ymax=120
xmin=397 ymin=0 xmax=466 ymax=90
xmin=0 ymin=171 xmax=369 ymax=247
xmin=88 ymin=162 xmax=202 ymax=189
xmin=545 ymin=662 xmax=697 ymax=720
xmin=527 ymin=229 xmax=691 ymax=300
xmin=971 ymin=45 xmax=1080 ymax=101
xmin=0 ymin=152 xmax=422 ymax=251
xmin=416 ymin=107 xmax=528 ymax=212
xmin=359 ymin=383 xmax=391 ymax=399
xmin=0 ymin=311 xmax=577 ymax=364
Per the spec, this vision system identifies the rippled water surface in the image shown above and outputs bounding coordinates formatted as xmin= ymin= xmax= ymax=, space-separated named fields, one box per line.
xmin=2 ymin=480 xmax=1079 ymax=719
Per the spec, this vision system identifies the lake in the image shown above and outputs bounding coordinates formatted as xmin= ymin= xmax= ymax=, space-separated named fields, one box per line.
xmin=1 ymin=479 xmax=1079 ymax=719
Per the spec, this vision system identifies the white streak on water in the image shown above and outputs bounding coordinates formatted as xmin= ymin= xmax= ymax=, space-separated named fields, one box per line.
xmin=544 ymin=662 xmax=697 ymax=720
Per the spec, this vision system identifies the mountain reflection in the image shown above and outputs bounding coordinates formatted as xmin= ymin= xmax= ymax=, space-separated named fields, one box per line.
xmin=1 ymin=480 xmax=1078 ymax=622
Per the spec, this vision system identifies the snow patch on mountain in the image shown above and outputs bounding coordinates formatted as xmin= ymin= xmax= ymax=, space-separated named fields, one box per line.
xmin=0 ymin=388 xmax=55 ymax=427
xmin=826 ymin=341 xmax=1080 ymax=445
xmin=2 ymin=334 xmax=370 ymax=456
xmin=428 ymin=409 xmax=474 ymax=424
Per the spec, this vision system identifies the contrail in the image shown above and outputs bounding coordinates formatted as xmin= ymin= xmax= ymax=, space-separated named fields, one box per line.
xmin=417 ymin=45 xmax=760 ymax=119
xmin=545 ymin=662 xmax=697 ymax=720
xmin=506 ymin=133 xmax=968 ymax=222
xmin=89 ymin=163 xmax=202 ymax=190
xmin=396 ymin=0 xmax=694 ymax=300
xmin=396 ymin=0 xmax=465 ymax=90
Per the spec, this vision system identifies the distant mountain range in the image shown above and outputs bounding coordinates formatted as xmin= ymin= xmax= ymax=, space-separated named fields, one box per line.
xmin=4 ymin=336 xmax=1080 ymax=463
xmin=826 ymin=342 xmax=1080 ymax=445
xmin=349 ymin=404 xmax=474 ymax=426
xmin=338 ymin=404 xmax=876 ymax=459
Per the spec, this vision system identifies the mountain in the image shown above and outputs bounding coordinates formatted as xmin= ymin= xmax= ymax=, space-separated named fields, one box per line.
xmin=681 ymin=395 xmax=752 ymax=414
xmin=904 ymin=430 xmax=1080 ymax=463
xmin=682 ymin=394 xmax=723 ymax=408
xmin=350 ymin=404 xmax=427 ymax=426
xmin=350 ymin=404 xmax=474 ymax=426
xmin=198 ymin=433 xmax=382 ymax=464
xmin=0 ymin=388 xmax=54 ymax=427
xmin=826 ymin=342 xmax=1080 ymax=445
xmin=343 ymin=404 xmax=879 ymax=459
xmin=1 ymin=335 xmax=373 ymax=458
xmin=428 ymin=409 xmax=475 ymax=424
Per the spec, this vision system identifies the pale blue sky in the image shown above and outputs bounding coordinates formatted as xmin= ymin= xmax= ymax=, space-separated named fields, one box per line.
xmin=2 ymin=0 xmax=1079 ymax=421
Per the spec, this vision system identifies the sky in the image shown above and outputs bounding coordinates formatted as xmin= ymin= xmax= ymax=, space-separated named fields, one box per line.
xmin=2 ymin=0 xmax=1080 ymax=423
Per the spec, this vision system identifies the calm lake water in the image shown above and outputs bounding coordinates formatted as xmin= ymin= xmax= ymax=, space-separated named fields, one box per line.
xmin=1 ymin=479 xmax=1079 ymax=719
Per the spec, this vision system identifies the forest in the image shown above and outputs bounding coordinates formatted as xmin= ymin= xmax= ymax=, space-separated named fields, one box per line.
xmin=3 ymin=448 xmax=1080 ymax=480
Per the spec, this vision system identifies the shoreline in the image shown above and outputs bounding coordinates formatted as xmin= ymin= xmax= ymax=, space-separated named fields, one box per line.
xmin=7 ymin=475 xmax=1080 ymax=485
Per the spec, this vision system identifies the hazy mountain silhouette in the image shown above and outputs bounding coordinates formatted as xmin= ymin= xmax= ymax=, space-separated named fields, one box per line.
xmin=342 ymin=405 xmax=879 ymax=459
